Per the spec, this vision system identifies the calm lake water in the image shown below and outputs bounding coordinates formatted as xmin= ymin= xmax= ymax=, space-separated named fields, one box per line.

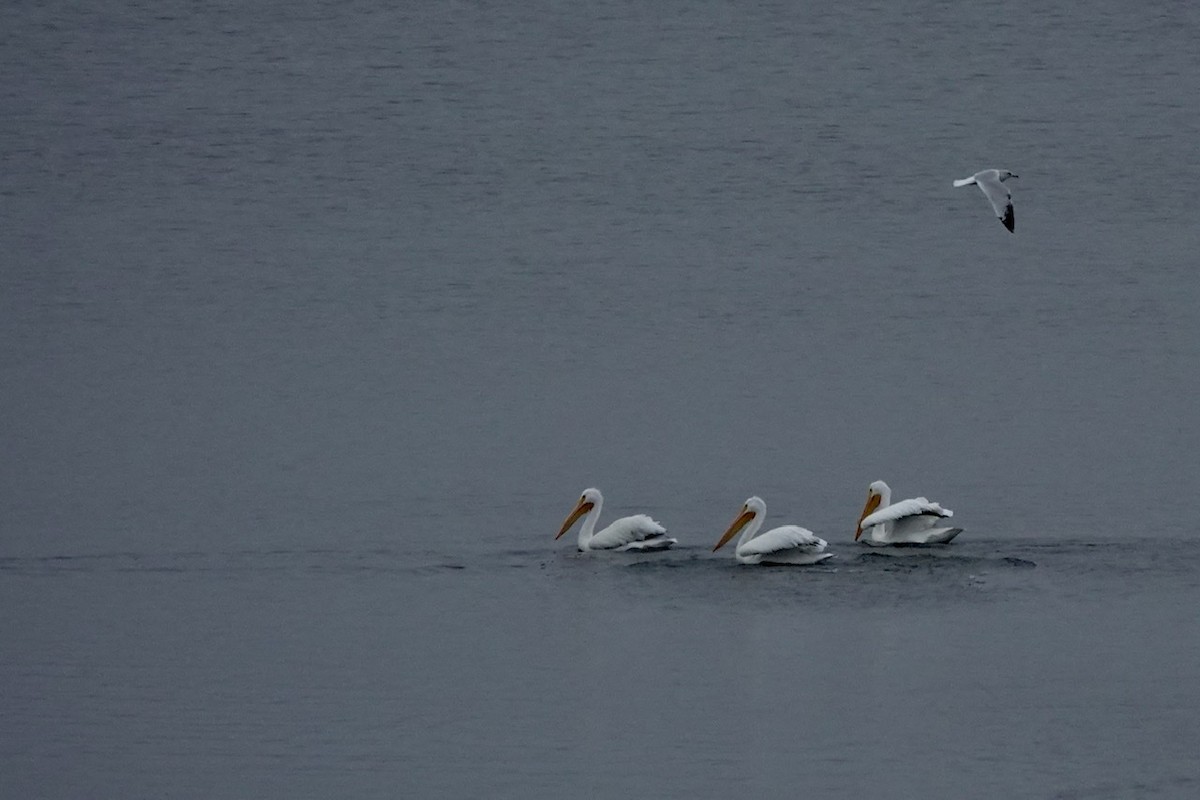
xmin=3 ymin=1 xmax=1200 ymax=797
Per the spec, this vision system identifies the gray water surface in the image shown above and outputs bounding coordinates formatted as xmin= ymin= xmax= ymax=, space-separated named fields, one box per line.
xmin=4 ymin=1 xmax=1200 ymax=797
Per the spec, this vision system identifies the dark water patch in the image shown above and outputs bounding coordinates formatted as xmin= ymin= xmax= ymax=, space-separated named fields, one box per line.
xmin=1053 ymin=773 xmax=1198 ymax=799
xmin=407 ymin=562 xmax=468 ymax=576
xmin=852 ymin=548 xmax=1029 ymax=570
xmin=625 ymin=558 xmax=688 ymax=569
xmin=0 ymin=551 xmax=197 ymax=575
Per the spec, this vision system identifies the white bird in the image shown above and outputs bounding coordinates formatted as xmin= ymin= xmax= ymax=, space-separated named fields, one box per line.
xmin=555 ymin=488 xmax=677 ymax=552
xmin=854 ymin=480 xmax=963 ymax=546
xmin=954 ymin=169 xmax=1018 ymax=232
xmin=713 ymin=496 xmax=833 ymax=565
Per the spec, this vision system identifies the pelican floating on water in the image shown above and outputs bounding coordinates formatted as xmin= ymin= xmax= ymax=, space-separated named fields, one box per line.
xmin=556 ymin=488 xmax=677 ymax=552
xmin=713 ymin=496 xmax=832 ymax=565
xmin=954 ymin=168 xmax=1018 ymax=232
xmin=854 ymin=480 xmax=962 ymax=546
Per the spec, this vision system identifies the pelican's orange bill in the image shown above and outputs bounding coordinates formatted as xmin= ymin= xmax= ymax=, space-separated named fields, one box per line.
xmin=714 ymin=508 xmax=755 ymax=552
xmin=854 ymin=493 xmax=882 ymax=541
xmin=556 ymin=500 xmax=594 ymax=539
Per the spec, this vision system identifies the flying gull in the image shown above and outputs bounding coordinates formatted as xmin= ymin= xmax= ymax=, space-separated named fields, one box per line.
xmin=954 ymin=169 xmax=1018 ymax=232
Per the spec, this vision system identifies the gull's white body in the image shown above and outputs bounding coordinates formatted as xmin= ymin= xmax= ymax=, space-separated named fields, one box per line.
xmin=954 ymin=168 xmax=1018 ymax=232
xmin=714 ymin=496 xmax=832 ymax=566
xmin=855 ymin=480 xmax=962 ymax=546
xmin=556 ymin=488 xmax=676 ymax=552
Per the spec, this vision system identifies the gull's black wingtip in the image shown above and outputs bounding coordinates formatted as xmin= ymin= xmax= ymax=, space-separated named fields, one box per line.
xmin=1001 ymin=204 xmax=1015 ymax=232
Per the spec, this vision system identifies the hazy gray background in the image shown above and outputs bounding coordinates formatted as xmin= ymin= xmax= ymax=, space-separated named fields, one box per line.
xmin=3 ymin=1 xmax=1199 ymax=797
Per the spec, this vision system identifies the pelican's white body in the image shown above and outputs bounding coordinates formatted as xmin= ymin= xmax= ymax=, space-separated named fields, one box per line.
xmin=557 ymin=488 xmax=676 ymax=552
xmin=716 ymin=496 xmax=832 ymax=566
xmin=856 ymin=481 xmax=962 ymax=546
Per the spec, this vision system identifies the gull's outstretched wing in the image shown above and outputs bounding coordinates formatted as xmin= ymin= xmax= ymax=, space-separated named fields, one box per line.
xmin=975 ymin=171 xmax=1015 ymax=232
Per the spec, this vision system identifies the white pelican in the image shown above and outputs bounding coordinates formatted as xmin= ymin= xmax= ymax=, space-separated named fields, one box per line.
xmin=713 ymin=496 xmax=832 ymax=565
xmin=954 ymin=168 xmax=1018 ymax=232
xmin=555 ymin=488 xmax=677 ymax=552
xmin=854 ymin=480 xmax=962 ymax=546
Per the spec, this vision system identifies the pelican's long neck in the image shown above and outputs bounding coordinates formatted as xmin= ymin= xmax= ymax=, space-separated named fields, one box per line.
xmin=877 ymin=484 xmax=892 ymax=508
xmin=578 ymin=497 xmax=602 ymax=550
xmin=857 ymin=483 xmax=894 ymax=541
xmin=866 ymin=484 xmax=893 ymax=539
xmin=736 ymin=513 xmax=764 ymax=553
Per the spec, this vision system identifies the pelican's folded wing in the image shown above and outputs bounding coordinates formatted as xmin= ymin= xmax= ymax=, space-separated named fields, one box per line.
xmin=588 ymin=514 xmax=667 ymax=549
xmin=860 ymin=498 xmax=952 ymax=529
xmin=738 ymin=525 xmax=827 ymax=556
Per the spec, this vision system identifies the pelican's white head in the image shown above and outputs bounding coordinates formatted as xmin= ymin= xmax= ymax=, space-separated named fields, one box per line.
xmin=743 ymin=496 xmax=767 ymax=517
xmin=556 ymin=488 xmax=602 ymax=540
xmin=713 ymin=495 xmax=765 ymax=552
xmin=855 ymin=481 xmax=891 ymax=541
xmin=579 ymin=487 xmax=603 ymax=506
